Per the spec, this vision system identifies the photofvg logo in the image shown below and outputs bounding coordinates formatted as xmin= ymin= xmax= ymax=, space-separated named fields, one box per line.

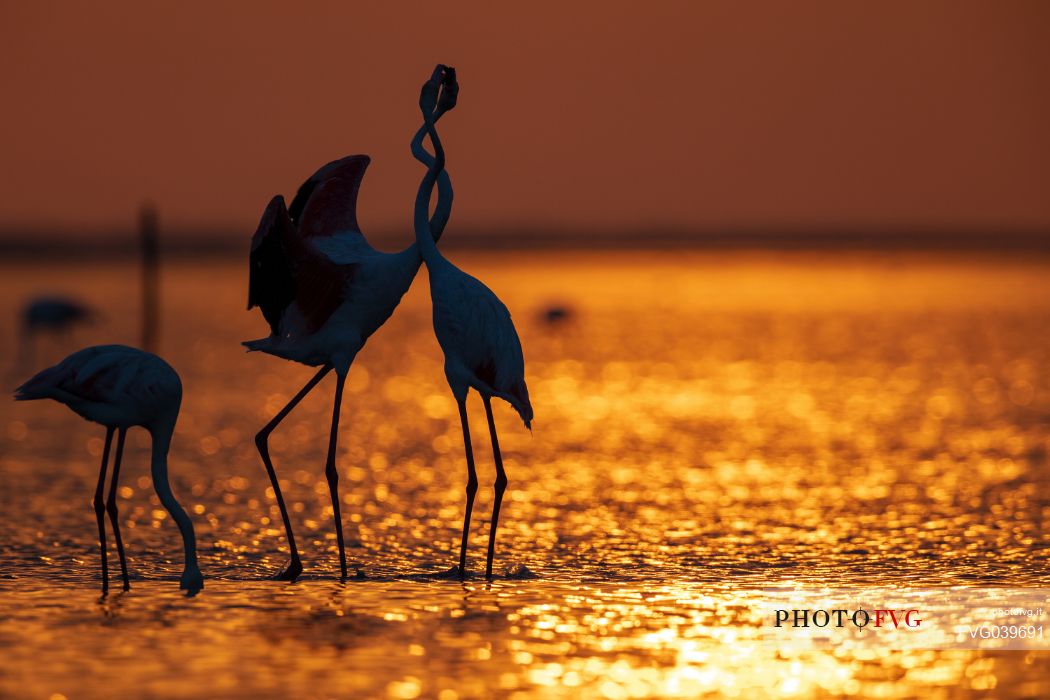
xmin=754 ymin=587 xmax=1050 ymax=651
xmin=773 ymin=608 xmax=922 ymax=630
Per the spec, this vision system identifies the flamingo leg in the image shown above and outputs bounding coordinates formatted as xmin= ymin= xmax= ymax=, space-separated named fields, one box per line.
xmin=93 ymin=426 xmax=115 ymax=594
xmin=482 ymin=397 xmax=508 ymax=581
xmin=255 ymin=365 xmax=332 ymax=581
xmin=325 ymin=371 xmax=349 ymax=580
xmin=105 ymin=428 xmax=130 ymax=591
xmin=456 ymin=396 xmax=479 ymax=579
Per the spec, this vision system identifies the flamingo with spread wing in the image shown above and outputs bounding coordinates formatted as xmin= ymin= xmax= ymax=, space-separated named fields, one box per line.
xmin=245 ymin=66 xmax=459 ymax=581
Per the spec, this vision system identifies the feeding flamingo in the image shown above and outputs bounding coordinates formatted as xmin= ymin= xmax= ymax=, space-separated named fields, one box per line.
xmin=413 ymin=69 xmax=533 ymax=580
xmin=14 ymin=344 xmax=203 ymax=594
xmin=245 ymin=65 xmax=459 ymax=581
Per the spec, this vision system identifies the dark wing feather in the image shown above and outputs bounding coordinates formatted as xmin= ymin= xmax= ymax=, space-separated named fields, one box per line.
xmin=248 ymin=155 xmax=369 ymax=336
xmin=292 ymin=253 xmax=354 ymax=334
xmin=15 ymin=345 xmax=140 ymax=403
xmin=297 ymin=156 xmax=371 ymax=239
xmin=248 ymin=196 xmax=297 ymax=335
xmin=288 ymin=178 xmax=319 ymax=227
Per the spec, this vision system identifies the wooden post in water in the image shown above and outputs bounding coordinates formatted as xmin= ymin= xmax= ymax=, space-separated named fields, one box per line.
xmin=140 ymin=203 xmax=159 ymax=353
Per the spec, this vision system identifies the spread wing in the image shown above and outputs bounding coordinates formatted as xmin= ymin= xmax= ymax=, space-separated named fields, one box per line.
xmin=248 ymin=155 xmax=370 ymax=337
xmin=287 ymin=176 xmax=319 ymax=227
xmin=290 ymin=250 xmax=353 ymax=335
xmin=248 ymin=195 xmax=298 ymax=335
xmin=294 ymin=155 xmax=370 ymax=239
xmin=248 ymin=193 xmax=356 ymax=336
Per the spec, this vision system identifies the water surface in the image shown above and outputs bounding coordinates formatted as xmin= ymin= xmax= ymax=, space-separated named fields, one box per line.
xmin=1 ymin=252 xmax=1048 ymax=698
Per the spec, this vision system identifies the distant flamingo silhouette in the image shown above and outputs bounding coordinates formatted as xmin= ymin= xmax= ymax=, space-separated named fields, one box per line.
xmin=245 ymin=65 xmax=459 ymax=581
xmin=22 ymin=295 xmax=94 ymax=333
xmin=414 ymin=69 xmax=533 ymax=580
xmin=14 ymin=345 xmax=203 ymax=594
xmin=15 ymin=296 xmax=96 ymax=375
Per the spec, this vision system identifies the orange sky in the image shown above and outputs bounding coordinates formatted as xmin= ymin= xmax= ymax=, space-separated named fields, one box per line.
xmin=2 ymin=1 xmax=1049 ymax=238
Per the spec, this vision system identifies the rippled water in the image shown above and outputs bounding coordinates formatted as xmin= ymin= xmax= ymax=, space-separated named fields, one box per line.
xmin=1 ymin=251 xmax=1048 ymax=698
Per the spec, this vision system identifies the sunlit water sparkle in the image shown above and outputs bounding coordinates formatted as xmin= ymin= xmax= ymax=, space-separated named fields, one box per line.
xmin=1 ymin=251 xmax=1048 ymax=698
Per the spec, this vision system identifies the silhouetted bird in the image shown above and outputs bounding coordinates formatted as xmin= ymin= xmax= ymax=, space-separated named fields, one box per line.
xmin=541 ymin=304 xmax=573 ymax=324
xmin=14 ymin=345 xmax=203 ymax=594
xmin=414 ymin=67 xmax=533 ymax=580
xmin=22 ymin=296 xmax=94 ymax=332
xmin=244 ymin=66 xmax=459 ymax=582
xmin=15 ymin=295 xmax=96 ymax=375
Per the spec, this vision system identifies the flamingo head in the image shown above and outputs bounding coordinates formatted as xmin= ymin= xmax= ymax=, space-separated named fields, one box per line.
xmin=436 ymin=66 xmax=458 ymax=115
xmin=180 ymin=565 xmax=204 ymax=597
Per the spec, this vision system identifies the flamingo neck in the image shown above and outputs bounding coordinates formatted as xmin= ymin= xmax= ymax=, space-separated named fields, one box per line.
xmin=390 ymin=244 xmax=426 ymax=281
xmin=149 ymin=419 xmax=200 ymax=578
xmin=410 ymin=115 xmax=453 ymax=245
xmin=413 ymin=92 xmax=450 ymax=268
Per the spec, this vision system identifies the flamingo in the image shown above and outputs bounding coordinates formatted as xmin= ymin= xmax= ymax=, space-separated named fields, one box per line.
xmin=413 ymin=69 xmax=533 ymax=580
xmin=15 ymin=296 xmax=96 ymax=375
xmin=245 ymin=65 xmax=459 ymax=581
xmin=14 ymin=344 xmax=203 ymax=594
xmin=22 ymin=296 xmax=94 ymax=332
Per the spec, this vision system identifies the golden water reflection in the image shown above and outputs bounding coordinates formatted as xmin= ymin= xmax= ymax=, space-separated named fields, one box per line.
xmin=2 ymin=580 xmax=1047 ymax=698
xmin=1 ymin=252 xmax=1049 ymax=698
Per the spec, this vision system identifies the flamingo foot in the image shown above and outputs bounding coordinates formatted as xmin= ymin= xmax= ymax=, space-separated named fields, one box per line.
xmin=272 ymin=558 xmax=303 ymax=582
